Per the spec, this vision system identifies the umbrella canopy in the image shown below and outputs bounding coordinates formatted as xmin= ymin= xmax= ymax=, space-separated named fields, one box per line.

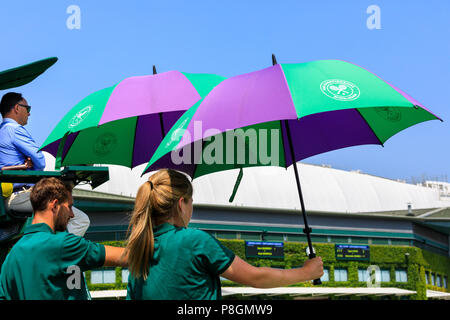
xmin=142 ymin=58 xmax=442 ymax=285
xmin=41 ymin=71 xmax=225 ymax=168
xmin=0 ymin=57 xmax=58 ymax=90
xmin=144 ymin=59 xmax=442 ymax=177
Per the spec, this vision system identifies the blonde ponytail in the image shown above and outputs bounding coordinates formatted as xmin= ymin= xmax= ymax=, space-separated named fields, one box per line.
xmin=125 ymin=169 xmax=192 ymax=280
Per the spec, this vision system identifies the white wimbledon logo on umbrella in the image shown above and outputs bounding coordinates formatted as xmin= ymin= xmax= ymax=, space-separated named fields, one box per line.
xmin=320 ymin=79 xmax=360 ymax=101
xmin=68 ymin=105 xmax=92 ymax=128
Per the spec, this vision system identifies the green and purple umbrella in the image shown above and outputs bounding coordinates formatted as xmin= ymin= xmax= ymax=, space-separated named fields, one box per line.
xmin=40 ymin=70 xmax=225 ymax=169
xmin=143 ymin=57 xmax=442 ymax=284
xmin=145 ymin=59 xmax=441 ymax=176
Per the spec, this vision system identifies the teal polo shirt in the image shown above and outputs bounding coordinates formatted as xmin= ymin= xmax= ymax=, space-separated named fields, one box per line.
xmin=0 ymin=223 xmax=105 ymax=300
xmin=127 ymin=223 xmax=235 ymax=300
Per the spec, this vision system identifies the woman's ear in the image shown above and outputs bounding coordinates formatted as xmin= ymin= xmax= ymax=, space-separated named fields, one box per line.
xmin=178 ymin=197 xmax=184 ymax=213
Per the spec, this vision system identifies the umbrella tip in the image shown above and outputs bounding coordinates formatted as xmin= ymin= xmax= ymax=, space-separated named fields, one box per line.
xmin=272 ymin=54 xmax=278 ymax=66
xmin=153 ymin=65 xmax=157 ymax=75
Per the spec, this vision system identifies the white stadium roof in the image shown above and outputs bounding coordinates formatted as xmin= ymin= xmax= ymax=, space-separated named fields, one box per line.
xmin=44 ymin=152 xmax=450 ymax=215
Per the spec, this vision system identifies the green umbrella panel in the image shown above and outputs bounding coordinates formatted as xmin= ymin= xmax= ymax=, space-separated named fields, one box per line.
xmin=0 ymin=57 xmax=58 ymax=90
xmin=40 ymin=71 xmax=226 ymax=169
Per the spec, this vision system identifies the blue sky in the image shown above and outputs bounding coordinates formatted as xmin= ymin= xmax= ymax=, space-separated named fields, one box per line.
xmin=0 ymin=0 xmax=448 ymax=183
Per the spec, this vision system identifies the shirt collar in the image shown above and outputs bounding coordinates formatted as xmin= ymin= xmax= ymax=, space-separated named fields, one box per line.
xmin=153 ymin=222 xmax=178 ymax=236
xmin=2 ymin=118 xmax=18 ymax=125
xmin=23 ymin=223 xmax=55 ymax=235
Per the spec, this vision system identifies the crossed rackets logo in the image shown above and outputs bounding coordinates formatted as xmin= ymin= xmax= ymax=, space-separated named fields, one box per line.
xmin=320 ymin=79 xmax=360 ymax=101
xmin=68 ymin=105 xmax=92 ymax=129
xmin=93 ymin=132 xmax=118 ymax=156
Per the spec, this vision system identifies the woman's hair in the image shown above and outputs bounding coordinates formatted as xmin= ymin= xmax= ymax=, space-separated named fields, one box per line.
xmin=125 ymin=169 xmax=193 ymax=280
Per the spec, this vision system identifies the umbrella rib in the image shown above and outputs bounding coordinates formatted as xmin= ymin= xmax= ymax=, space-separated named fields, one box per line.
xmin=130 ymin=117 xmax=139 ymax=168
xmin=191 ymin=139 xmax=205 ymax=179
xmin=278 ymin=120 xmax=289 ymax=169
xmin=159 ymin=112 xmax=165 ymax=138
xmin=355 ymin=108 xmax=384 ymax=147
xmin=275 ymin=62 xmax=299 ymax=169
xmin=55 ymin=131 xmax=78 ymax=169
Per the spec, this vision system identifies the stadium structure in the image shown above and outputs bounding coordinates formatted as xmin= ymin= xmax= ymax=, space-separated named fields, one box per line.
xmin=43 ymin=154 xmax=450 ymax=300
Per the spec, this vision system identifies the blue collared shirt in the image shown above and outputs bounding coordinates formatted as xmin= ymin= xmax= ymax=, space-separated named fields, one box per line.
xmin=0 ymin=118 xmax=46 ymax=190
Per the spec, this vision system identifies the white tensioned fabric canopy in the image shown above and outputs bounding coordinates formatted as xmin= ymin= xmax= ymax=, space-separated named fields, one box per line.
xmin=43 ymin=152 xmax=450 ymax=214
xmin=89 ymin=288 xmax=450 ymax=300
xmin=89 ymin=287 xmax=417 ymax=299
xmin=220 ymin=287 xmax=416 ymax=297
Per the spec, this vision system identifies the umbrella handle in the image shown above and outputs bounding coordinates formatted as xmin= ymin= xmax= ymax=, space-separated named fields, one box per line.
xmin=283 ymin=117 xmax=322 ymax=286
xmin=308 ymin=252 xmax=322 ymax=285
xmin=275 ymin=57 xmax=322 ymax=286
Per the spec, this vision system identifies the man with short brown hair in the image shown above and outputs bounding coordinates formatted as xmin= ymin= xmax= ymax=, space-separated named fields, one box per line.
xmin=0 ymin=177 xmax=127 ymax=300
xmin=29 ymin=177 xmax=74 ymax=232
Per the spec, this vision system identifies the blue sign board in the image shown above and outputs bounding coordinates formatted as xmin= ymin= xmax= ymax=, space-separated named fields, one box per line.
xmin=245 ymin=241 xmax=284 ymax=259
xmin=335 ymin=244 xmax=370 ymax=261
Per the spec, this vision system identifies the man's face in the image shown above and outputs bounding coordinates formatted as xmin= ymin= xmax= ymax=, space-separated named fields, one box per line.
xmin=53 ymin=193 xmax=75 ymax=232
xmin=16 ymin=98 xmax=30 ymax=126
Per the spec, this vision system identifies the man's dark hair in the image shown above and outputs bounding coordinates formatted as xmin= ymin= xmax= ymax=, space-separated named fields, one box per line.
xmin=0 ymin=92 xmax=23 ymax=117
xmin=30 ymin=177 xmax=73 ymax=212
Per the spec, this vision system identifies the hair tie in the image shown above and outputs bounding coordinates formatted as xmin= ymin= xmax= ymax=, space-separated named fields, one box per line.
xmin=148 ymin=180 xmax=154 ymax=190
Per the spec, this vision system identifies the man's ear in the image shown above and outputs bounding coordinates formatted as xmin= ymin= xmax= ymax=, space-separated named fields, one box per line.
xmin=13 ymin=103 xmax=20 ymax=113
xmin=48 ymin=199 xmax=59 ymax=212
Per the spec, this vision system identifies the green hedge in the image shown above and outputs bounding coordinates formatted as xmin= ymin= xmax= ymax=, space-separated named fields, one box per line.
xmin=86 ymin=267 xmax=128 ymax=292
xmin=87 ymin=239 xmax=449 ymax=300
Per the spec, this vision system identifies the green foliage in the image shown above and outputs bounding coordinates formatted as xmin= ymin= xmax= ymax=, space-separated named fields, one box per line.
xmin=90 ymin=239 xmax=449 ymax=300
xmin=86 ymin=267 xmax=127 ymax=292
xmin=220 ymin=239 xmax=245 ymax=258
xmin=100 ymin=241 xmax=126 ymax=248
xmin=218 ymin=240 xmax=450 ymax=299
xmin=414 ymin=265 xmax=427 ymax=300
xmin=421 ymin=249 xmax=450 ymax=273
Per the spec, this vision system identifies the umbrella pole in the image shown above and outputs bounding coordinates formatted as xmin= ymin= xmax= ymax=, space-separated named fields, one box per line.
xmin=283 ymin=119 xmax=322 ymax=285
xmin=153 ymin=65 xmax=166 ymax=139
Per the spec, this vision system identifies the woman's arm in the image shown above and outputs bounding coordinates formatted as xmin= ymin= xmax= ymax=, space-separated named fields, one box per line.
xmin=220 ymin=255 xmax=323 ymax=288
xmin=103 ymin=246 xmax=128 ymax=267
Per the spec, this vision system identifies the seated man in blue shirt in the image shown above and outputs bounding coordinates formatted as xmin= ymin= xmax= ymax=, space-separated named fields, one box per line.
xmin=0 ymin=92 xmax=90 ymax=237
